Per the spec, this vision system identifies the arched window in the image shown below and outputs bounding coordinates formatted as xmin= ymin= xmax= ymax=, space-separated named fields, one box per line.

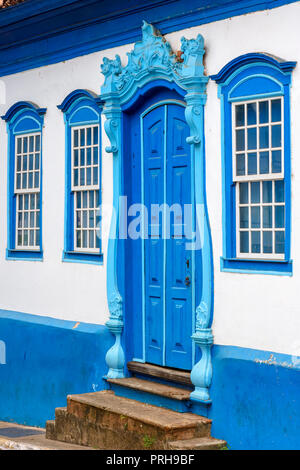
xmin=58 ymin=90 xmax=103 ymax=264
xmin=2 ymin=102 xmax=46 ymax=260
xmin=211 ymin=54 xmax=296 ymax=275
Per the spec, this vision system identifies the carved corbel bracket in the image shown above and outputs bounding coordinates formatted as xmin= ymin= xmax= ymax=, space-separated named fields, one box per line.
xmin=104 ymin=116 xmax=119 ymax=154
xmin=184 ymin=102 xmax=203 ymax=145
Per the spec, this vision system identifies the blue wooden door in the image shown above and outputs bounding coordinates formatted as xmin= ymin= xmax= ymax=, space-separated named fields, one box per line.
xmin=142 ymin=102 xmax=193 ymax=370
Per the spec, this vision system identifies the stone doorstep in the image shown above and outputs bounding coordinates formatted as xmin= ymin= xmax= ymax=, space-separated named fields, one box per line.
xmin=66 ymin=391 xmax=211 ymax=434
xmin=46 ymin=391 xmax=226 ymax=450
xmin=107 ymin=377 xmax=191 ymax=400
xmin=168 ymin=437 xmax=228 ymax=450
xmin=47 ymin=413 xmax=225 ymax=450
xmin=45 ymin=391 xmax=212 ymax=448
xmin=127 ymin=361 xmax=192 ymax=386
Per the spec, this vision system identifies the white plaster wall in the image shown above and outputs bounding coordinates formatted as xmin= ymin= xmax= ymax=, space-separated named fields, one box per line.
xmin=0 ymin=41 xmax=134 ymax=325
xmin=0 ymin=2 xmax=299 ymax=354
xmin=169 ymin=1 xmax=300 ymax=356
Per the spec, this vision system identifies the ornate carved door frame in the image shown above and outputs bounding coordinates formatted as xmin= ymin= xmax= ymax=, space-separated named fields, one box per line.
xmin=100 ymin=21 xmax=214 ymax=404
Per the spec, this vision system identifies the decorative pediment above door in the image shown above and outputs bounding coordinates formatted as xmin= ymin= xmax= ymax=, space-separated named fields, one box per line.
xmin=101 ymin=21 xmax=207 ymax=99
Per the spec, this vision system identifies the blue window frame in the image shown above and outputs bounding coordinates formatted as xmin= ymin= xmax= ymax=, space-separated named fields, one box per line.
xmin=211 ymin=54 xmax=296 ymax=276
xmin=58 ymin=90 xmax=103 ymax=264
xmin=2 ymin=102 xmax=46 ymax=261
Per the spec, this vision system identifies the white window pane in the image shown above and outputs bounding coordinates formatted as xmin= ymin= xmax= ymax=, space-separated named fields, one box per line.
xmin=82 ymin=230 xmax=87 ymax=248
xmin=275 ymin=231 xmax=284 ymax=253
xmin=271 ymin=99 xmax=281 ymax=122
xmin=17 ymin=138 xmax=22 ymax=154
xmin=36 ymin=211 xmax=40 ymax=228
xmin=29 ymin=136 xmax=34 ymax=152
xmin=87 ymin=127 xmax=92 ymax=146
xmin=240 ymin=231 xmax=249 ymax=253
xmin=247 ymin=102 xmax=256 ymax=125
xmin=239 ymin=182 xmax=248 ymax=204
xmin=23 ymin=137 xmax=28 ymax=153
xmin=89 ymin=230 xmax=94 ymax=249
xmin=259 ymin=101 xmax=269 ymax=124
xmin=76 ymin=230 xmax=81 ymax=248
xmin=82 ymin=191 xmax=87 ymax=208
xmin=35 ymin=153 xmax=40 ymax=170
xmin=35 ymin=135 xmax=40 ymax=151
xmin=34 ymin=171 xmax=39 ymax=188
xmin=251 ymin=231 xmax=260 ymax=253
xmin=24 ymin=194 xmax=29 ymax=210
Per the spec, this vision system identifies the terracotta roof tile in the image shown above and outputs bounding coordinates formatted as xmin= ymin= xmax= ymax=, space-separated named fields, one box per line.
xmin=1 ymin=0 xmax=26 ymax=9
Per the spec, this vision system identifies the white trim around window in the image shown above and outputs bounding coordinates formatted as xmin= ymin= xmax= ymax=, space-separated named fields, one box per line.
xmin=232 ymin=97 xmax=285 ymax=260
xmin=14 ymin=133 xmax=41 ymax=251
xmin=71 ymin=125 xmax=100 ymax=254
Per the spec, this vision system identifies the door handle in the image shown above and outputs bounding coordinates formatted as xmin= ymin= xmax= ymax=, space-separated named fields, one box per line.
xmin=185 ymin=276 xmax=191 ymax=287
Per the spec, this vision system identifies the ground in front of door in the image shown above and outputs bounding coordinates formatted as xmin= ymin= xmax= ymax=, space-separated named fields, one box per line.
xmin=0 ymin=420 xmax=90 ymax=450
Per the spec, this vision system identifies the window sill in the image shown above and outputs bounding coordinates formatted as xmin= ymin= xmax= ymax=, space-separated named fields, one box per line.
xmin=220 ymin=256 xmax=293 ymax=276
xmin=62 ymin=250 xmax=103 ymax=265
xmin=6 ymin=248 xmax=43 ymax=261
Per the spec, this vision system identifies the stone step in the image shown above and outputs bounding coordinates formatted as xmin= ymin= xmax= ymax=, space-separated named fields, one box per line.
xmin=168 ymin=437 xmax=227 ymax=450
xmin=108 ymin=377 xmax=190 ymax=400
xmin=127 ymin=361 xmax=192 ymax=386
xmin=46 ymin=390 xmax=211 ymax=449
xmin=107 ymin=377 xmax=191 ymax=412
xmin=55 ymin=407 xmax=67 ymax=418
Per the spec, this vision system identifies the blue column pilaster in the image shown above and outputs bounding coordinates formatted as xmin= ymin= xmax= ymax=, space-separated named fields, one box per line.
xmin=178 ymin=34 xmax=214 ymax=404
xmin=185 ymin=91 xmax=214 ymax=404
xmin=102 ymin=101 xmax=125 ymax=379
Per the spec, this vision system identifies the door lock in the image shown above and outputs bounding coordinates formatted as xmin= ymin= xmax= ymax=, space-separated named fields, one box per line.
xmin=185 ymin=276 xmax=191 ymax=287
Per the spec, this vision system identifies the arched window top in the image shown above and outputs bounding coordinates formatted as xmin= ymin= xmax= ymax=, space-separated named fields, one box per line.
xmin=228 ymin=73 xmax=283 ymax=100
xmin=57 ymin=89 xmax=102 ymax=125
xmin=1 ymin=101 xmax=46 ymax=134
xmin=211 ymin=53 xmax=296 ymax=102
xmin=211 ymin=53 xmax=296 ymax=85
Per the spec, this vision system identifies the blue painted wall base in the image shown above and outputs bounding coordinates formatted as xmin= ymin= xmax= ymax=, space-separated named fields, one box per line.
xmin=209 ymin=345 xmax=300 ymax=450
xmin=0 ymin=308 xmax=299 ymax=450
xmin=0 ymin=310 xmax=113 ymax=428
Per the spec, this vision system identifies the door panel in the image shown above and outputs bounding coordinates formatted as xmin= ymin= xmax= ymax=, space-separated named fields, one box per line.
xmin=165 ymin=104 xmax=193 ymax=369
xmin=144 ymin=107 xmax=165 ymax=365
xmin=142 ymin=102 xmax=193 ymax=370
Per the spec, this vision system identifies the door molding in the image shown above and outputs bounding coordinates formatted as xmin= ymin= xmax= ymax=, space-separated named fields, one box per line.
xmin=101 ymin=21 xmax=214 ymax=403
